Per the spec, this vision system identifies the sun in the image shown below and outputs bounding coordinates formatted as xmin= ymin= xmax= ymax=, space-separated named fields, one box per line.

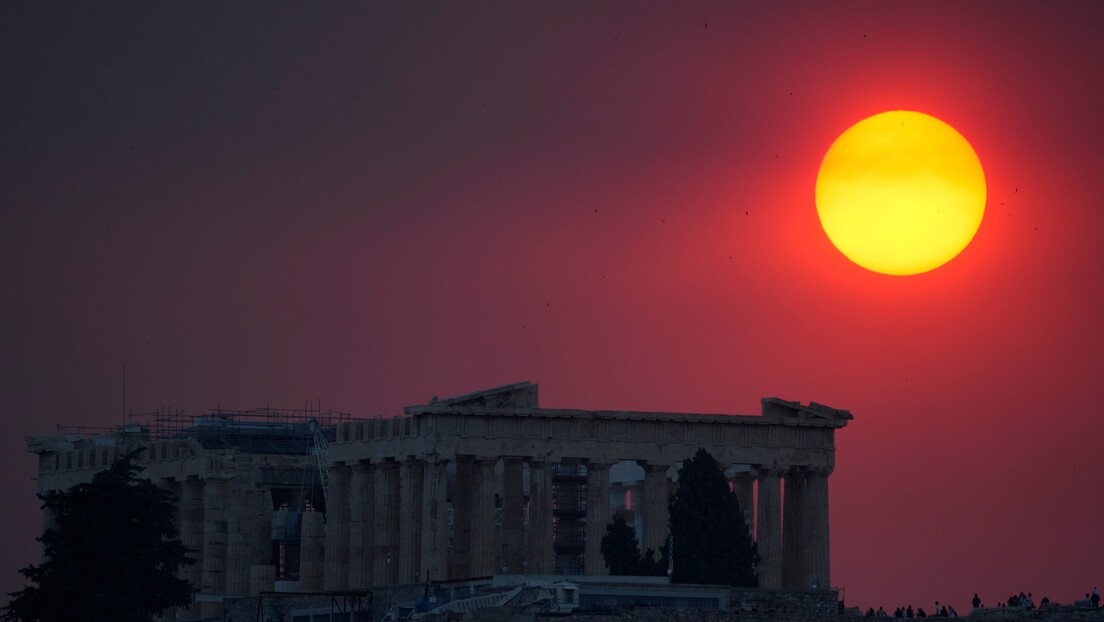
xmin=815 ymin=110 xmax=986 ymax=276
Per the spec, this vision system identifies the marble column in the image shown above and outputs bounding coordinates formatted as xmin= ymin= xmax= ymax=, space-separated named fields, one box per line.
xmin=373 ymin=460 xmax=400 ymax=584
xmin=323 ymin=464 xmax=350 ymax=590
xmin=802 ymin=469 xmax=831 ymax=589
xmin=244 ymin=488 xmax=273 ymax=587
xmin=420 ymin=459 xmax=448 ymax=582
xmin=178 ymin=478 xmax=204 ymax=601
xmin=471 ymin=457 xmax=498 ymax=576
xmin=200 ymin=476 xmax=228 ymax=617
xmin=225 ymin=482 xmax=247 ymax=595
xmin=449 ymin=456 xmax=473 ymax=578
xmin=755 ymin=472 xmax=782 ymax=589
xmin=782 ymin=470 xmax=806 ymax=588
xmin=584 ymin=462 xmax=611 ymax=575
xmin=526 ymin=461 xmax=554 ymax=575
xmin=299 ymin=510 xmax=326 ymax=591
xmin=398 ymin=459 xmax=425 ymax=583
xmin=642 ymin=463 xmax=669 ymax=554
xmin=347 ymin=463 xmax=374 ymax=587
xmin=249 ymin=564 xmax=277 ymax=594
xmin=501 ymin=457 xmax=525 ymax=574
xmin=731 ymin=472 xmax=755 ymax=532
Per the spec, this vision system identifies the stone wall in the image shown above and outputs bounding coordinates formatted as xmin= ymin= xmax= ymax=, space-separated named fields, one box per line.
xmin=729 ymin=586 xmax=840 ymax=617
xmin=430 ymin=602 xmax=1104 ymax=622
xmin=223 ymin=583 xmax=424 ymax=622
xmin=964 ymin=605 xmax=1104 ymax=621
xmin=452 ymin=605 xmax=837 ymax=622
xmin=837 ymin=604 xmax=1104 ymax=622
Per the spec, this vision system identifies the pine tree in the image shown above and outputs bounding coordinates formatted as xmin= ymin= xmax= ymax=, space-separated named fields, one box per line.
xmin=3 ymin=450 xmax=195 ymax=622
xmin=638 ymin=539 xmax=669 ymax=577
xmin=600 ymin=514 xmax=642 ymax=575
xmin=669 ymin=448 xmax=759 ymax=587
xmin=600 ymin=514 xmax=668 ymax=576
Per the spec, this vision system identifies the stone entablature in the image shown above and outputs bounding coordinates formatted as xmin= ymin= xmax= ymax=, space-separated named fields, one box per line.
xmin=331 ymin=402 xmax=845 ymax=470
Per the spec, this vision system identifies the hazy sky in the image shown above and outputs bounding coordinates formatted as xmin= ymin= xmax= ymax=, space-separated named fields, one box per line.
xmin=4 ymin=2 xmax=1104 ymax=610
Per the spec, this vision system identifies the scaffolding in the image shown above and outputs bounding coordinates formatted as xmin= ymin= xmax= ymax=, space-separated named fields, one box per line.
xmin=94 ymin=404 xmax=357 ymax=456
xmin=552 ymin=463 xmax=587 ymax=575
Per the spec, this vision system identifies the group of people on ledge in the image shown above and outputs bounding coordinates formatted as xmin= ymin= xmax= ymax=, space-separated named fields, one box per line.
xmin=862 ymin=602 xmax=958 ymax=618
xmin=863 ymin=587 xmax=1100 ymax=618
xmin=970 ymin=587 xmax=1100 ymax=610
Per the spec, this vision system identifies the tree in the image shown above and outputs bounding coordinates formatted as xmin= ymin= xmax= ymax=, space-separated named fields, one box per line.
xmin=600 ymin=514 xmax=642 ymax=575
xmin=668 ymin=448 xmax=758 ymax=587
xmin=600 ymin=514 xmax=669 ymax=577
xmin=3 ymin=450 xmax=195 ymax=622
xmin=638 ymin=539 xmax=669 ymax=577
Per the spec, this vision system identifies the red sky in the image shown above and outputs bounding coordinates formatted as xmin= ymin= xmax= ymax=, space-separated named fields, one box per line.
xmin=3 ymin=2 xmax=1103 ymax=611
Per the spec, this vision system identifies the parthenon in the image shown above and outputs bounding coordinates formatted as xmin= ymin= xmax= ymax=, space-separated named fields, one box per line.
xmin=26 ymin=381 xmax=852 ymax=619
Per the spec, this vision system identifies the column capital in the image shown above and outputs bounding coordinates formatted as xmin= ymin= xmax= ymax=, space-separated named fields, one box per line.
xmin=755 ymin=467 xmax=784 ymax=479
xmin=376 ymin=458 xmax=399 ymax=469
xmin=329 ymin=464 xmax=351 ymax=482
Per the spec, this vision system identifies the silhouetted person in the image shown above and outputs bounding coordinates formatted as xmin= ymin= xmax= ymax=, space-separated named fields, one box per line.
xmin=948 ymin=605 xmax=958 ymax=617
xmin=877 ymin=606 xmax=888 ymax=617
xmin=1093 ymin=587 xmax=1100 ymax=608
xmin=1040 ymin=596 xmax=1049 ymax=607
xmin=972 ymin=594 xmax=981 ymax=609
xmin=906 ymin=605 xmax=914 ymax=618
xmin=917 ymin=607 xmax=927 ymax=617
xmin=894 ymin=607 xmax=903 ymax=617
xmin=940 ymin=605 xmax=948 ymax=617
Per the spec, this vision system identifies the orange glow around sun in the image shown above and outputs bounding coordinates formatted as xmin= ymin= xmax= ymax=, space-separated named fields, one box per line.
xmin=815 ymin=110 xmax=986 ymax=276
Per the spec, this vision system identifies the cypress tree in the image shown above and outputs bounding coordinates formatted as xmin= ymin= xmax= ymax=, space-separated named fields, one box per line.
xmin=669 ymin=448 xmax=759 ymax=587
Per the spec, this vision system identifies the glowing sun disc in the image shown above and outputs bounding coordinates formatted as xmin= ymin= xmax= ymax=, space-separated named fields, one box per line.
xmin=815 ymin=110 xmax=986 ymax=276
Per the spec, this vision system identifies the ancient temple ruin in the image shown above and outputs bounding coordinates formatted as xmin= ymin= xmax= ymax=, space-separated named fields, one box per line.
xmin=26 ymin=381 xmax=852 ymax=619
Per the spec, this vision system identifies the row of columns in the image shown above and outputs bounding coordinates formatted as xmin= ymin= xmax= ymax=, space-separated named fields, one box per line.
xmin=326 ymin=457 xmax=556 ymax=587
xmin=743 ymin=469 xmax=831 ymax=590
xmin=326 ymin=458 xmax=452 ymax=588
xmin=322 ymin=458 xmax=676 ymax=584
xmin=174 ymin=476 xmax=286 ymax=617
xmin=173 ymin=458 xmax=832 ymax=608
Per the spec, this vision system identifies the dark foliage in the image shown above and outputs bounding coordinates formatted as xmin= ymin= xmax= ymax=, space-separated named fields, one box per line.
xmin=600 ymin=514 xmax=668 ymax=576
xmin=3 ymin=450 xmax=195 ymax=622
xmin=600 ymin=514 xmax=642 ymax=575
xmin=639 ymin=539 xmax=669 ymax=577
xmin=669 ymin=448 xmax=759 ymax=587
